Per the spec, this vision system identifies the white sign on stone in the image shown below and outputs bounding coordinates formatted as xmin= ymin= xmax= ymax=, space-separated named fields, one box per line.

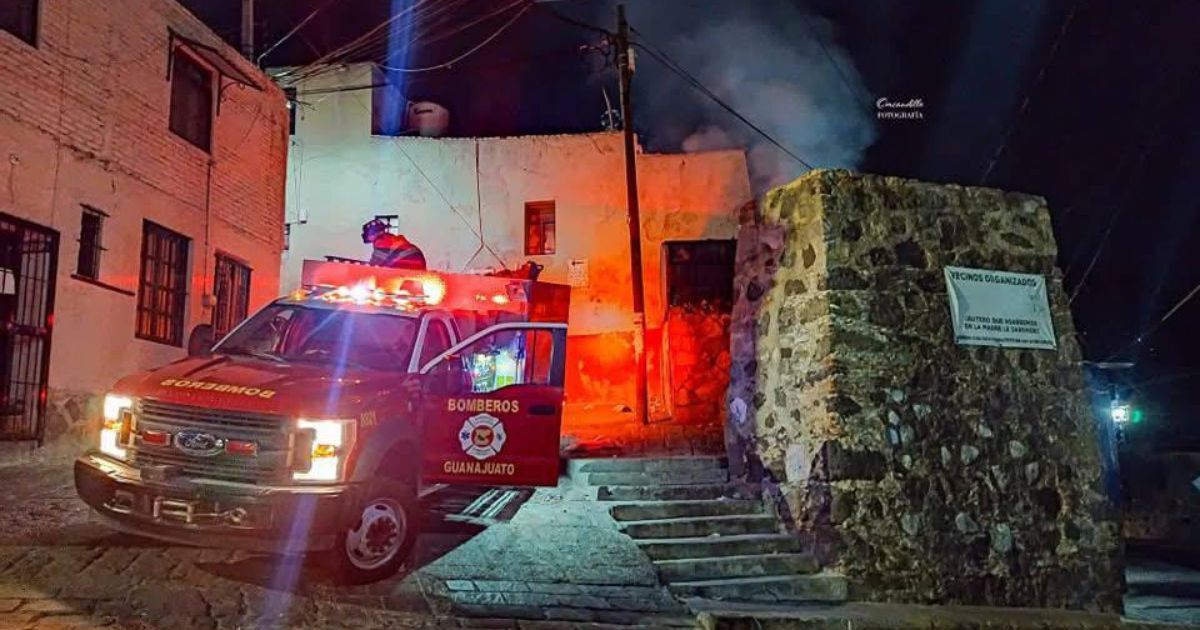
xmin=943 ymin=266 xmax=1056 ymax=350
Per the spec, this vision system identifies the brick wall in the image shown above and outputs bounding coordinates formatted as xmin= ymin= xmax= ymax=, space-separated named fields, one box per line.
xmin=0 ymin=0 xmax=288 ymax=444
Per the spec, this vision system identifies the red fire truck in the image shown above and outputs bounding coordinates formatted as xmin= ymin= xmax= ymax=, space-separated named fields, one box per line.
xmin=74 ymin=260 xmax=570 ymax=583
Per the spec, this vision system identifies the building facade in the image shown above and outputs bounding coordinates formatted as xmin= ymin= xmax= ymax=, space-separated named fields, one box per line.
xmin=280 ymin=63 xmax=752 ymax=437
xmin=0 ymin=0 xmax=289 ymax=445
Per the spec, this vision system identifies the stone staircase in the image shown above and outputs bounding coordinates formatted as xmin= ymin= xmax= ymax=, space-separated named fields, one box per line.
xmin=569 ymin=456 xmax=848 ymax=605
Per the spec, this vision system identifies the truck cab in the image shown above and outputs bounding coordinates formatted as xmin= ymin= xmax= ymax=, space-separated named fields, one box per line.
xmin=74 ymin=260 xmax=570 ymax=583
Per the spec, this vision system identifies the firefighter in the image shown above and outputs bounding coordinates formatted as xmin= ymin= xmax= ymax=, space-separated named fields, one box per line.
xmin=362 ymin=218 xmax=426 ymax=270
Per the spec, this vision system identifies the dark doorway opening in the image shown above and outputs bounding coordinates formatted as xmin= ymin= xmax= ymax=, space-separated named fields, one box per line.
xmin=0 ymin=214 xmax=58 ymax=443
xmin=662 ymin=239 xmax=736 ymax=426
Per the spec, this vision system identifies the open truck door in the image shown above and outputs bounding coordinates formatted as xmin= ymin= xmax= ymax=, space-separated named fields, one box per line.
xmin=419 ymin=322 xmax=567 ymax=487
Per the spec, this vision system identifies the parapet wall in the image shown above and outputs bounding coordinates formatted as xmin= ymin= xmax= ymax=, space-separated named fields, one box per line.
xmin=727 ymin=170 xmax=1122 ymax=611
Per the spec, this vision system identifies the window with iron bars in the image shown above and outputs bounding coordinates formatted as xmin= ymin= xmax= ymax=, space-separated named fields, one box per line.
xmin=665 ymin=240 xmax=736 ymax=311
xmin=75 ymin=206 xmax=105 ymax=280
xmin=524 ymin=201 xmax=556 ymax=256
xmin=136 ymin=222 xmax=190 ymax=346
xmin=213 ymin=254 xmax=252 ymax=339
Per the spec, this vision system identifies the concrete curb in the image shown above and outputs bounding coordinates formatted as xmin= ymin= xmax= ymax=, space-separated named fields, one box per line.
xmin=692 ymin=602 xmax=1198 ymax=630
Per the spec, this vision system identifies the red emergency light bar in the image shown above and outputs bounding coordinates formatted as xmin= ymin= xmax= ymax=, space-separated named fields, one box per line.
xmin=297 ymin=260 xmax=531 ymax=315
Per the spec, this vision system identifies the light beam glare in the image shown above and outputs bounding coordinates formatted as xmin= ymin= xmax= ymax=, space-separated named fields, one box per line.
xmin=381 ymin=0 xmax=418 ymax=134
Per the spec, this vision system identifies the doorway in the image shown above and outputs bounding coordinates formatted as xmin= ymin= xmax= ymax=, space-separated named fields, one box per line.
xmin=662 ymin=239 xmax=735 ymax=425
xmin=0 ymin=214 xmax=59 ymax=443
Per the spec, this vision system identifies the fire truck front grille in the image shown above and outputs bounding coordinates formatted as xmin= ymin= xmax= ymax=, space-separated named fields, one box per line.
xmin=130 ymin=400 xmax=291 ymax=484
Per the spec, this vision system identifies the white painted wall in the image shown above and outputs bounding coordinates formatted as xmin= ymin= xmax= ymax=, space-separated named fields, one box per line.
xmin=282 ymin=64 xmax=752 ymax=338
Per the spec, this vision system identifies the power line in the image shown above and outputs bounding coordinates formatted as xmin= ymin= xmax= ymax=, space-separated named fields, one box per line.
xmin=629 ymin=29 xmax=814 ymax=170
xmin=533 ymin=3 xmax=612 ymax=38
xmin=1103 ymin=277 xmax=1200 ymax=362
xmin=379 ymin=2 xmax=533 ymax=73
xmin=797 ymin=11 xmax=872 ymax=113
xmin=979 ymin=2 xmax=1080 ymax=185
xmin=353 ymin=0 xmax=528 ymax=72
xmin=392 ymin=141 xmax=506 ymax=267
xmin=284 ymin=0 xmax=461 ymax=82
xmin=276 ymin=0 xmax=441 ymax=80
xmin=1066 ymin=23 xmax=1188 ymax=304
xmin=327 ymin=0 xmax=486 ymax=71
xmin=256 ymin=0 xmax=341 ymax=66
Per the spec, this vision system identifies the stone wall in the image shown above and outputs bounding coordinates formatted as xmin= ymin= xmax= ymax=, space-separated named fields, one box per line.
xmin=727 ymin=170 xmax=1122 ymax=611
xmin=666 ymin=307 xmax=731 ymax=425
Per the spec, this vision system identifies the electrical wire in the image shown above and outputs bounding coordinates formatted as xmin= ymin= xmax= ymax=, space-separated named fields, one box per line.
xmin=276 ymin=0 xmax=441 ymax=80
xmin=1103 ymin=277 xmax=1200 ymax=362
xmin=533 ymin=3 xmax=612 ymax=37
xmin=378 ymin=2 xmax=533 ymax=73
xmin=256 ymin=0 xmax=342 ymax=66
xmin=385 ymin=0 xmax=526 ymax=53
xmin=392 ymin=141 xmax=506 ymax=266
xmin=980 ymin=2 xmax=1080 ymax=185
xmin=629 ymin=29 xmax=815 ymax=170
xmin=324 ymin=0 xmax=480 ymax=72
xmin=797 ymin=10 xmax=872 ymax=113
xmin=1066 ymin=29 xmax=1187 ymax=304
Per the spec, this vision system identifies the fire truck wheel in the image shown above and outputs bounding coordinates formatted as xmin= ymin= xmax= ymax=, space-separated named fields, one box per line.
xmin=329 ymin=482 xmax=418 ymax=584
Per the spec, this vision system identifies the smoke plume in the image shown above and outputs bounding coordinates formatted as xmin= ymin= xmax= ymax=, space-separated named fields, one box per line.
xmin=618 ymin=0 xmax=877 ymax=195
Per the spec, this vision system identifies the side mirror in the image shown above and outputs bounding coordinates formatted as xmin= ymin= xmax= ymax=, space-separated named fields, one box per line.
xmin=187 ymin=324 xmax=215 ymax=358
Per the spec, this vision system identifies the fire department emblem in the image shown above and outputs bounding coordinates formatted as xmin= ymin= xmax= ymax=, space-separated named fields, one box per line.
xmin=458 ymin=413 xmax=506 ymax=460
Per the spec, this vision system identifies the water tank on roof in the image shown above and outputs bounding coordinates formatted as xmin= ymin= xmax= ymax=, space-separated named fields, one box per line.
xmin=407 ymin=101 xmax=450 ymax=137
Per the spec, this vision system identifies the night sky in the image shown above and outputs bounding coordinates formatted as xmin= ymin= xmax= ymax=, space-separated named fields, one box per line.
xmin=186 ymin=0 xmax=1200 ymax=444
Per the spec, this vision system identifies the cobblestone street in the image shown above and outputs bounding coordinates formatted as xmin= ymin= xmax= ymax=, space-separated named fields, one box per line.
xmin=0 ymin=459 xmax=689 ymax=630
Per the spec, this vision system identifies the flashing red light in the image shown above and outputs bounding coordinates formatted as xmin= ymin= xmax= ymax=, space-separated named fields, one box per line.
xmin=225 ymin=439 xmax=259 ymax=456
xmin=299 ymin=260 xmax=532 ymax=315
xmin=141 ymin=430 xmax=170 ymax=446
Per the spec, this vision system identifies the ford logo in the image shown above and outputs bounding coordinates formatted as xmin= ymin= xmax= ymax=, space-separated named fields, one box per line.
xmin=174 ymin=430 xmax=225 ymax=457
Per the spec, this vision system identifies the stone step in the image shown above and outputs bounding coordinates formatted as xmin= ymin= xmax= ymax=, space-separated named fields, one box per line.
xmin=583 ymin=468 xmax=729 ymax=487
xmin=637 ymin=533 xmax=805 ymax=561
xmin=609 ymin=499 xmax=764 ymax=522
xmin=568 ymin=456 xmax=727 ymax=476
xmin=654 ymin=552 xmax=819 ymax=582
xmin=597 ymin=484 xmax=758 ymax=502
xmin=621 ymin=514 xmax=779 ymax=539
xmin=668 ymin=573 xmax=848 ymax=603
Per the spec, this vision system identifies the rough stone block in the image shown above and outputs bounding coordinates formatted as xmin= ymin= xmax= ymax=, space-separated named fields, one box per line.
xmin=727 ymin=169 xmax=1121 ymax=612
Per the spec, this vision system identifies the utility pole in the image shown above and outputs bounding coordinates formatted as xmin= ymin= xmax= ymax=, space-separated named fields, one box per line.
xmin=241 ymin=0 xmax=255 ymax=59
xmin=615 ymin=5 xmax=650 ymax=425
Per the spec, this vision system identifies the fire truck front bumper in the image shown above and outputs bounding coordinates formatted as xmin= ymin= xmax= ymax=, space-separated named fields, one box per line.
xmin=74 ymin=453 xmax=358 ymax=554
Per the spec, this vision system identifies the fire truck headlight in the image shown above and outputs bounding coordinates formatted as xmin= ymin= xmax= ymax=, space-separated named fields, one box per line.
xmin=292 ymin=418 xmax=356 ymax=482
xmin=100 ymin=394 xmax=133 ymax=459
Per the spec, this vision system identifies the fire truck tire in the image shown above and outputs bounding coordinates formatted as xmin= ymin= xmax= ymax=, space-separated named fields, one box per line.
xmin=327 ymin=480 xmax=419 ymax=584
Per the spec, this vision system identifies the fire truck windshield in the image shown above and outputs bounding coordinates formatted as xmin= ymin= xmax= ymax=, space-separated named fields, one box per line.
xmin=213 ymin=303 xmax=418 ymax=371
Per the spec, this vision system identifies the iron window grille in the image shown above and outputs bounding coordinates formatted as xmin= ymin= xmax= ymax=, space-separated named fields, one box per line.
xmin=75 ymin=207 xmax=105 ymax=280
xmin=136 ymin=222 xmax=190 ymax=346
xmin=169 ymin=51 xmax=213 ymax=151
xmin=0 ymin=213 xmax=58 ymax=443
xmin=524 ymin=201 xmax=556 ymax=256
xmin=665 ymin=240 xmax=736 ymax=311
xmin=0 ymin=0 xmax=38 ymax=46
xmin=213 ymin=254 xmax=252 ymax=339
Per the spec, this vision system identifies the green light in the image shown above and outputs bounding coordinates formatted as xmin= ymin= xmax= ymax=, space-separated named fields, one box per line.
xmin=1130 ymin=409 xmax=1144 ymax=424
